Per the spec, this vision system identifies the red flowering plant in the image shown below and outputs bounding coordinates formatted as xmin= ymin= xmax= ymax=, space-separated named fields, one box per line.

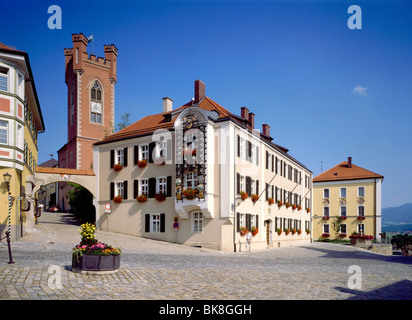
xmin=137 ymin=194 xmax=147 ymax=203
xmin=251 ymin=226 xmax=258 ymax=236
xmin=113 ymin=195 xmax=123 ymax=203
xmin=240 ymin=191 xmax=248 ymax=201
xmin=285 ymin=228 xmax=290 ymax=235
xmin=137 ymin=159 xmax=148 ymax=168
xmin=113 ymin=164 xmax=123 ymax=172
xmin=322 ymin=233 xmax=330 ymax=238
xmin=306 ymin=208 xmax=311 ymax=213
xmin=277 ymin=200 xmax=283 ymax=208
xmin=349 ymin=234 xmax=373 ymax=240
xmin=155 ymin=193 xmax=166 ymax=202
xmin=251 ymin=194 xmax=259 ymax=203
xmin=182 ymin=188 xmax=197 ymax=199
xmin=357 ymin=216 xmax=366 ymax=221
xmin=239 ymin=227 xmax=248 ymax=236
xmin=297 ymin=229 xmax=302 ymax=235
xmin=297 ymin=205 xmax=302 ymax=211
xmin=268 ymin=198 xmax=274 ymax=205
xmin=285 ymin=202 xmax=290 ymax=208
xmin=277 ymin=228 xmax=282 ymax=235
xmin=292 ymin=204 xmax=297 ymax=210
xmin=291 ymin=228 xmax=296 ymax=235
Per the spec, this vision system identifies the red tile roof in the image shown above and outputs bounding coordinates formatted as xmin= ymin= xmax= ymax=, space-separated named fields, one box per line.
xmin=313 ymin=161 xmax=383 ymax=182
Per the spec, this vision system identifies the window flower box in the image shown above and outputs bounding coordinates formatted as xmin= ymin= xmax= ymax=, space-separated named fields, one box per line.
xmin=268 ymin=198 xmax=274 ymax=205
xmin=137 ymin=159 xmax=147 ymax=168
xmin=349 ymin=234 xmax=373 ymax=245
xmin=357 ymin=216 xmax=366 ymax=221
xmin=285 ymin=228 xmax=290 ymax=235
xmin=155 ymin=193 xmax=166 ymax=202
xmin=251 ymin=194 xmax=259 ymax=203
xmin=251 ymin=226 xmax=258 ymax=236
xmin=322 ymin=233 xmax=330 ymax=238
xmin=276 ymin=228 xmax=282 ymax=235
xmin=277 ymin=200 xmax=283 ymax=208
xmin=297 ymin=205 xmax=302 ymax=211
xmin=182 ymin=188 xmax=197 ymax=200
xmin=340 ymin=216 xmax=347 ymax=220
xmin=322 ymin=216 xmax=329 ymax=220
xmin=297 ymin=229 xmax=302 ymax=235
xmin=113 ymin=164 xmax=123 ymax=172
xmin=291 ymin=228 xmax=296 ymax=235
xmin=136 ymin=194 xmax=147 ymax=203
xmin=240 ymin=191 xmax=248 ymax=201
xmin=306 ymin=228 xmax=311 ymax=235
xmin=285 ymin=202 xmax=290 ymax=208
xmin=292 ymin=204 xmax=297 ymax=210
xmin=339 ymin=233 xmax=347 ymax=238
xmin=306 ymin=208 xmax=311 ymax=213
xmin=113 ymin=196 xmax=123 ymax=203
xmin=240 ymin=227 xmax=248 ymax=237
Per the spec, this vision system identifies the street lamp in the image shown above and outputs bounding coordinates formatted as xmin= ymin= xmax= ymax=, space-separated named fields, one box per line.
xmin=3 ymin=172 xmax=11 ymax=192
xmin=2 ymin=172 xmax=14 ymax=264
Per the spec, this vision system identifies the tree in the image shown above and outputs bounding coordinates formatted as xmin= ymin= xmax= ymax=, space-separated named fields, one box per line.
xmin=67 ymin=183 xmax=95 ymax=224
xmin=116 ymin=112 xmax=131 ymax=131
xmin=391 ymin=233 xmax=412 ymax=250
xmin=331 ymin=217 xmax=343 ymax=240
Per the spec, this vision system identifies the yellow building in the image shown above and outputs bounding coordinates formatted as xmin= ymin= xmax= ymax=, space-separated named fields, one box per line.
xmin=312 ymin=157 xmax=383 ymax=241
xmin=0 ymin=43 xmax=45 ymax=241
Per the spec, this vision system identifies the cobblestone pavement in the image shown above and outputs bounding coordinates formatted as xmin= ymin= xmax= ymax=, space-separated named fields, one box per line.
xmin=0 ymin=212 xmax=411 ymax=300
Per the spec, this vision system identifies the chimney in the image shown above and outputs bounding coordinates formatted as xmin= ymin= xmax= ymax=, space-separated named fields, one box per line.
xmin=241 ymin=107 xmax=249 ymax=120
xmin=194 ymin=80 xmax=205 ymax=103
xmin=262 ymin=124 xmax=270 ymax=136
xmin=348 ymin=157 xmax=352 ymax=168
xmin=249 ymin=112 xmax=255 ymax=129
xmin=162 ymin=97 xmax=173 ymax=113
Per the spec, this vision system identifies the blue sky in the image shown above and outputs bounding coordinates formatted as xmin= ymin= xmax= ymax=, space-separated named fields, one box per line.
xmin=1 ymin=0 xmax=411 ymax=208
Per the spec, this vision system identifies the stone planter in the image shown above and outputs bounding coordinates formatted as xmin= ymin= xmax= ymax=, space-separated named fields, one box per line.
xmin=350 ymin=238 xmax=371 ymax=246
xmin=72 ymin=253 xmax=121 ymax=274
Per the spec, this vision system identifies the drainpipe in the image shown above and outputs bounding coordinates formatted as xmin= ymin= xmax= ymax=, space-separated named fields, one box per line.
xmin=233 ymin=127 xmax=237 ymax=252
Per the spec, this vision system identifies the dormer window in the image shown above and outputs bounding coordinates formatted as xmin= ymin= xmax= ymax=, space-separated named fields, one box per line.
xmin=90 ymin=81 xmax=102 ymax=124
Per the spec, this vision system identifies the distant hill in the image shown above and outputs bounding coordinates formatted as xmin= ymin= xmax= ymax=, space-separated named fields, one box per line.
xmin=382 ymin=203 xmax=412 ymax=233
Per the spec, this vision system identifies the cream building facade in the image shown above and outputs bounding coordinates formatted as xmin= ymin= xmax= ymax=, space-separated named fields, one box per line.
xmin=93 ymin=80 xmax=313 ymax=251
xmin=312 ymin=157 xmax=384 ymax=241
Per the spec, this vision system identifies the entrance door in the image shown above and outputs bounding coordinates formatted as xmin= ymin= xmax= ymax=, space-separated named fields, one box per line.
xmin=266 ymin=221 xmax=273 ymax=245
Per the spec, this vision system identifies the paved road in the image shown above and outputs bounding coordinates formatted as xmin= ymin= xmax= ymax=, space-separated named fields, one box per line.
xmin=0 ymin=211 xmax=411 ymax=300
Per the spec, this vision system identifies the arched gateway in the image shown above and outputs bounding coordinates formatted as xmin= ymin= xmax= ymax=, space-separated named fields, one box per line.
xmin=25 ymin=167 xmax=96 ymax=231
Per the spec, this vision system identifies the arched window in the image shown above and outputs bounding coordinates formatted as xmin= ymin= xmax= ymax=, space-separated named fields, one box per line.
xmin=90 ymin=81 xmax=102 ymax=124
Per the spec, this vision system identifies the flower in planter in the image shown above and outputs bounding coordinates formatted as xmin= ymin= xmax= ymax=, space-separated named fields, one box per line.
xmin=268 ymin=198 xmax=274 ymax=205
xmin=339 ymin=233 xmax=347 ymax=238
xmin=251 ymin=194 xmax=259 ymax=203
xmin=277 ymin=228 xmax=282 ymax=235
xmin=306 ymin=228 xmax=311 ymax=234
xmin=240 ymin=227 xmax=248 ymax=236
xmin=113 ymin=195 xmax=123 ymax=203
xmin=137 ymin=159 xmax=148 ymax=168
xmin=297 ymin=229 xmax=302 ymax=235
xmin=285 ymin=228 xmax=290 ymax=235
xmin=357 ymin=216 xmax=366 ymax=220
xmin=251 ymin=226 xmax=258 ymax=236
xmin=72 ymin=223 xmax=121 ymax=265
xmin=155 ymin=193 xmax=166 ymax=202
xmin=322 ymin=233 xmax=330 ymax=238
xmin=306 ymin=208 xmax=311 ymax=213
xmin=297 ymin=205 xmax=302 ymax=211
xmin=136 ymin=194 xmax=147 ymax=203
xmin=292 ymin=204 xmax=297 ymax=210
xmin=277 ymin=200 xmax=283 ymax=207
xmin=322 ymin=216 xmax=329 ymax=220
xmin=340 ymin=216 xmax=347 ymax=220
xmin=285 ymin=202 xmax=290 ymax=208
xmin=240 ymin=191 xmax=248 ymax=201
xmin=113 ymin=164 xmax=123 ymax=172
xmin=291 ymin=228 xmax=296 ymax=235
xmin=182 ymin=188 xmax=197 ymax=199
xmin=349 ymin=234 xmax=373 ymax=240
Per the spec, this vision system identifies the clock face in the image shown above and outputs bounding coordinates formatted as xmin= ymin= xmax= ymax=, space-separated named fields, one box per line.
xmin=91 ymin=102 xmax=102 ymax=113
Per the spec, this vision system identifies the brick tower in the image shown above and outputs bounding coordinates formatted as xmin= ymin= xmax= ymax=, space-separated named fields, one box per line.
xmin=57 ymin=33 xmax=118 ymax=211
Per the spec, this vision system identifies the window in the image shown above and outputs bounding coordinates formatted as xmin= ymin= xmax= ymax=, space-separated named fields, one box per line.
xmin=340 ymin=206 xmax=347 ymax=217
xmin=185 ymin=172 xmax=197 ymax=189
xmin=140 ymin=144 xmax=149 ymax=160
xmin=115 ymin=181 xmax=124 ymax=197
xmin=340 ymin=224 xmax=347 ymax=234
xmin=251 ymin=179 xmax=256 ymax=195
xmin=358 ymin=187 xmax=365 ymax=197
xmin=17 ymin=72 xmax=24 ymax=98
xmin=140 ymin=179 xmax=148 ymax=196
xmin=323 ymin=224 xmax=330 ymax=234
xmin=323 ymin=206 xmax=329 ymax=218
xmin=0 ymin=67 xmax=8 ymax=92
xmin=90 ymin=81 xmax=102 ymax=124
xmin=358 ymin=205 xmax=365 ymax=217
xmin=157 ymin=177 xmax=167 ymax=194
xmin=193 ymin=212 xmax=203 ymax=233
xmin=0 ymin=120 xmax=8 ymax=144
xmin=239 ymin=213 xmax=245 ymax=228
xmin=239 ymin=137 xmax=245 ymax=159
xmin=115 ymin=149 xmax=124 ymax=165
xmin=340 ymin=188 xmax=346 ymax=198
xmin=240 ymin=175 xmax=245 ymax=193
xmin=357 ymin=224 xmax=365 ymax=234
xmin=150 ymin=214 xmax=161 ymax=233
xmin=323 ymin=189 xmax=329 ymax=198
